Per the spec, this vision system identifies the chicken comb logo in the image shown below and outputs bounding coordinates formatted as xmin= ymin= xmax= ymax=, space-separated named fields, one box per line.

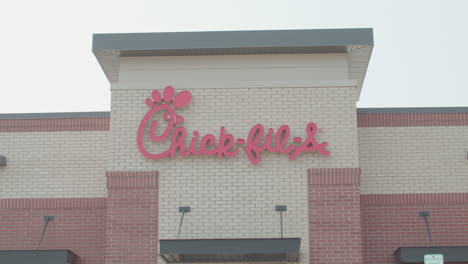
xmin=137 ymin=86 xmax=330 ymax=164
xmin=143 ymin=85 xmax=192 ymax=125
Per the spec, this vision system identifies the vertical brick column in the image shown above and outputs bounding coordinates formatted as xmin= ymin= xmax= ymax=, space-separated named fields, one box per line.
xmin=307 ymin=168 xmax=362 ymax=264
xmin=105 ymin=171 xmax=159 ymax=264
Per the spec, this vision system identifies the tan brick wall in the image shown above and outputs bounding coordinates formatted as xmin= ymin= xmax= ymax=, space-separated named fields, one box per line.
xmin=110 ymin=54 xmax=360 ymax=264
xmin=0 ymin=131 xmax=108 ymax=198
xmin=111 ymin=87 xmax=358 ymax=264
xmin=359 ymin=126 xmax=468 ymax=194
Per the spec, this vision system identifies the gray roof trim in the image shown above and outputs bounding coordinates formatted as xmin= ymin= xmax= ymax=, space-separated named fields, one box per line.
xmin=92 ymin=28 xmax=374 ymax=85
xmin=0 ymin=111 xmax=110 ymax=120
xmin=93 ymin=28 xmax=373 ymax=52
xmin=357 ymin=107 xmax=468 ymax=114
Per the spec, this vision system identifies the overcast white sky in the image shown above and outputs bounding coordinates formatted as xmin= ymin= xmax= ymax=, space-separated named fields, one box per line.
xmin=0 ymin=0 xmax=467 ymax=113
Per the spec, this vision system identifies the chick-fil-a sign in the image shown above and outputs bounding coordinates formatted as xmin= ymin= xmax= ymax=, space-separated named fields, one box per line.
xmin=137 ymin=86 xmax=330 ymax=164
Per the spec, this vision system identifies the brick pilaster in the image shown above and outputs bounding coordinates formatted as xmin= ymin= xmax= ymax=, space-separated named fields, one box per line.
xmin=105 ymin=171 xmax=158 ymax=264
xmin=307 ymin=168 xmax=362 ymax=264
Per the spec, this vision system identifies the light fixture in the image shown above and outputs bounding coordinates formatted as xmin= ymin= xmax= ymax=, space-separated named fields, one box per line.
xmin=419 ymin=211 xmax=433 ymax=247
xmin=177 ymin=207 xmax=190 ymax=239
xmin=275 ymin=205 xmax=287 ymax=238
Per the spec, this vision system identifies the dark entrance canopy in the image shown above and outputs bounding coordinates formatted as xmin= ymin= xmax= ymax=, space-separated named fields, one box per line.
xmin=395 ymin=247 xmax=468 ymax=264
xmin=160 ymin=238 xmax=301 ymax=263
xmin=0 ymin=250 xmax=78 ymax=264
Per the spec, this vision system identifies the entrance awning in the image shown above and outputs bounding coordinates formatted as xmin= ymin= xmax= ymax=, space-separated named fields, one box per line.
xmin=160 ymin=238 xmax=301 ymax=263
xmin=0 ymin=250 xmax=78 ymax=264
xmin=395 ymin=247 xmax=468 ymax=264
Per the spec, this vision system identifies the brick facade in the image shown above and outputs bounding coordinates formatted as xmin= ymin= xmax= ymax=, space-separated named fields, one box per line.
xmin=0 ymin=117 xmax=110 ymax=132
xmin=0 ymin=130 xmax=108 ymax=198
xmin=357 ymin=112 xmax=468 ymax=127
xmin=361 ymin=193 xmax=468 ymax=264
xmin=1 ymin=109 xmax=468 ymax=264
xmin=359 ymin=126 xmax=468 ymax=194
xmin=0 ymin=198 xmax=106 ymax=264
xmin=1 ymin=45 xmax=467 ymax=264
xmin=105 ymin=171 xmax=159 ymax=264
xmin=111 ymin=54 xmax=360 ymax=264
xmin=308 ymin=168 xmax=362 ymax=264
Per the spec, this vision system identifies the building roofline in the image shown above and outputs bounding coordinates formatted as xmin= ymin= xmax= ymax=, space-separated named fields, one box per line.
xmin=0 ymin=112 xmax=110 ymax=120
xmin=357 ymin=107 xmax=468 ymax=114
xmin=92 ymin=28 xmax=373 ymax=54
xmin=92 ymin=28 xmax=374 ymax=90
xmin=2 ymin=107 xmax=468 ymax=120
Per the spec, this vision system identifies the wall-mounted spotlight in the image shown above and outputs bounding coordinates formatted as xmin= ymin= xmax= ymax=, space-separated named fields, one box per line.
xmin=0 ymin=156 xmax=6 ymax=166
xmin=177 ymin=206 xmax=190 ymax=239
xmin=275 ymin=205 xmax=287 ymax=238
xmin=419 ymin=211 xmax=433 ymax=247
xmin=37 ymin=216 xmax=54 ymax=250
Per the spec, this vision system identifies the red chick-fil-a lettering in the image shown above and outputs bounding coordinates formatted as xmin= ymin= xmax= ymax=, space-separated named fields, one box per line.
xmin=137 ymin=86 xmax=330 ymax=164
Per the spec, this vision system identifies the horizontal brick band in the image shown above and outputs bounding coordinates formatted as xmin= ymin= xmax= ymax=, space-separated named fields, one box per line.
xmin=361 ymin=193 xmax=468 ymax=205
xmin=3 ymin=113 xmax=466 ymax=131
xmin=2 ymin=113 xmax=467 ymax=131
xmin=358 ymin=113 xmax=468 ymax=127
xmin=308 ymin=168 xmax=361 ymax=186
xmin=106 ymin=171 xmax=159 ymax=188
xmin=0 ymin=117 xmax=110 ymax=132
xmin=0 ymin=197 xmax=106 ymax=209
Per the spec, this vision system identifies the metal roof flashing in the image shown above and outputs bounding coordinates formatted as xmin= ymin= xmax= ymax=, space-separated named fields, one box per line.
xmin=92 ymin=28 xmax=374 ymax=95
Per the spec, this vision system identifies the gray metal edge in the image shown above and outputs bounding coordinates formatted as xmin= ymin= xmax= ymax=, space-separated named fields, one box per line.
xmin=0 ymin=111 xmax=110 ymax=119
xmin=92 ymin=28 xmax=373 ymax=53
xmin=357 ymin=107 xmax=468 ymax=114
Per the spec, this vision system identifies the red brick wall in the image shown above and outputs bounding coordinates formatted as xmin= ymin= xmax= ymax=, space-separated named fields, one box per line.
xmin=361 ymin=193 xmax=468 ymax=264
xmin=308 ymin=168 xmax=362 ymax=264
xmin=2 ymin=111 xmax=467 ymax=132
xmin=357 ymin=112 xmax=468 ymax=127
xmin=0 ymin=117 xmax=110 ymax=132
xmin=105 ymin=171 xmax=159 ymax=264
xmin=0 ymin=171 xmax=160 ymax=264
xmin=0 ymin=198 xmax=106 ymax=264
